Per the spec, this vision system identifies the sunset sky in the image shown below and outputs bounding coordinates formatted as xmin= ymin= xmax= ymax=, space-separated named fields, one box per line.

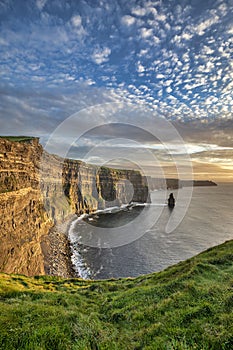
xmin=0 ymin=0 xmax=233 ymax=181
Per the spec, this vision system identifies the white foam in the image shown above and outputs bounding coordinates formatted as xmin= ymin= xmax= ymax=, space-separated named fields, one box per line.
xmin=67 ymin=201 xmax=150 ymax=279
xmin=68 ymin=216 xmax=92 ymax=279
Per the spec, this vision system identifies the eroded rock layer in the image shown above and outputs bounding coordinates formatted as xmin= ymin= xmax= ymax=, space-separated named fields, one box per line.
xmin=0 ymin=137 xmax=149 ymax=276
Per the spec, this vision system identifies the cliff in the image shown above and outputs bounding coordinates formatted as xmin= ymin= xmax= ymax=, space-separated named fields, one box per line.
xmin=0 ymin=138 xmax=53 ymax=276
xmin=40 ymin=150 xmax=149 ymax=223
xmin=146 ymin=176 xmax=217 ymax=190
xmin=183 ymin=180 xmax=217 ymax=187
xmin=0 ymin=137 xmax=149 ymax=276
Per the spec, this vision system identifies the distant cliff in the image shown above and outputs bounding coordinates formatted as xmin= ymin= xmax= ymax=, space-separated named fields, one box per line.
xmin=146 ymin=176 xmax=217 ymax=190
xmin=167 ymin=179 xmax=217 ymax=189
xmin=40 ymin=149 xmax=149 ymax=223
xmin=0 ymin=137 xmax=149 ymax=276
xmin=182 ymin=180 xmax=217 ymax=187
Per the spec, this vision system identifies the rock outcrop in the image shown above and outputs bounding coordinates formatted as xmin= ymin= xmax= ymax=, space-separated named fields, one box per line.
xmin=145 ymin=176 xmax=217 ymax=190
xmin=0 ymin=137 xmax=149 ymax=276
xmin=0 ymin=138 xmax=52 ymax=275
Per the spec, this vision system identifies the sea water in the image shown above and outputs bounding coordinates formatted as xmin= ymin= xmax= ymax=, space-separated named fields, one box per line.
xmin=69 ymin=183 xmax=233 ymax=279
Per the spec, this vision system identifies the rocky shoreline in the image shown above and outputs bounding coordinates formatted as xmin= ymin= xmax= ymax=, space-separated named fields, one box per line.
xmin=41 ymin=215 xmax=78 ymax=278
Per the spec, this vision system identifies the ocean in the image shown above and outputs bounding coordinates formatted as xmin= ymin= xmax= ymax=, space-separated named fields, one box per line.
xmin=68 ymin=183 xmax=233 ymax=279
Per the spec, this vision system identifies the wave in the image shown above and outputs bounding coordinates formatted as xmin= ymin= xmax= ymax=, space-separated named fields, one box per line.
xmin=89 ymin=202 xmax=150 ymax=215
xmin=68 ymin=202 xmax=149 ymax=279
xmin=68 ymin=201 xmax=167 ymax=279
xmin=68 ymin=217 xmax=92 ymax=279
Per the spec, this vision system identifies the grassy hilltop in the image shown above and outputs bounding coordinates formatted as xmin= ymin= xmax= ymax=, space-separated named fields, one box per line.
xmin=0 ymin=136 xmax=36 ymax=142
xmin=0 ymin=240 xmax=233 ymax=350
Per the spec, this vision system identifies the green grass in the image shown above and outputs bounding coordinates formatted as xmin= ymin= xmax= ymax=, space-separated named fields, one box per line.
xmin=0 ymin=136 xmax=36 ymax=142
xmin=0 ymin=240 xmax=233 ymax=349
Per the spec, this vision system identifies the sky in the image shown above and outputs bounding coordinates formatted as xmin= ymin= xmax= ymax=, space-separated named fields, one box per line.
xmin=0 ymin=0 xmax=233 ymax=181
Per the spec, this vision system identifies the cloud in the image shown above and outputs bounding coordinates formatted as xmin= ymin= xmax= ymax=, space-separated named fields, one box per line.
xmin=193 ymin=13 xmax=220 ymax=36
xmin=228 ymin=25 xmax=233 ymax=35
xmin=136 ymin=62 xmax=145 ymax=73
xmin=202 ymin=45 xmax=214 ymax=55
xmin=0 ymin=0 xmax=233 ymax=169
xmin=121 ymin=15 xmax=135 ymax=26
xmin=131 ymin=6 xmax=147 ymax=16
xmin=92 ymin=47 xmax=111 ymax=65
xmin=156 ymin=74 xmax=165 ymax=79
xmin=140 ymin=27 xmax=153 ymax=39
xmin=36 ymin=0 xmax=47 ymax=11
xmin=166 ymin=86 xmax=172 ymax=94
xmin=138 ymin=48 xmax=149 ymax=57
xmin=71 ymin=15 xmax=82 ymax=27
xmin=181 ymin=32 xmax=193 ymax=41
xmin=0 ymin=83 xmax=123 ymax=139
xmin=153 ymin=35 xmax=160 ymax=45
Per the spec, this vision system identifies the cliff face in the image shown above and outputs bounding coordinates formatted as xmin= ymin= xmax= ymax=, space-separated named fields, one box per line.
xmin=0 ymin=138 xmax=149 ymax=276
xmin=0 ymin=138 xmax=52 ymax=275
xmin=0 ymin=188 xmax=52 ymax=275
xmin=62 ymin=162 xmax=149 ymax=215
xmin=41 ymin=154 xmax=149 ymax=224
xmin=0 ymin=137 xmax=42 ymax=192
xmin=145 ymin=176 xmax=217 ymax=190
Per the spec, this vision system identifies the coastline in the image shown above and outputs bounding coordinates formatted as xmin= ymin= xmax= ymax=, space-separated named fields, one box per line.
xmin=41 ymin=215 xmax=78 ymax=278
xmin=40 ymin=185 xmax=227 ymax=280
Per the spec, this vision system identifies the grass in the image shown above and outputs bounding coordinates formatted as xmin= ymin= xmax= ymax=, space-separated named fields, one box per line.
xmin=0 ymin=240 xmax=232 ymax=349
xmin=0 ymin=136 xmax=36 ymax=142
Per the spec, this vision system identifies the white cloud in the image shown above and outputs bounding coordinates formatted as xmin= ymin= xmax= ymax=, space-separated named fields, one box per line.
xmin=153 ymin=36 xmax=160 ymax=44
xmin=121 ymin=15 xmax=136 ymax=26
xmin=156 ymin=13 xmax=166 ymax=22
xmin=140 ymin=27 xmax=153 ymax=39
xmin=36 ymin=0 xmax=47 ymax=11
xmin=172 ymin=34 xmax=182 ymax=45
xmin=182 ymin=32 xmax=193 ymax=41
xmin=164 ymin=22 xmax=171 ymax=32
xmin=202 ymin=45 xmax=214 ymax=55
xmin=194 ymin=14 xmax=219 ymax=36
xmin=84 ymin=79 xmax=96 ymax=86
xmin=147 ymin=7 xmax=158 ymax=17
xmin=218 ymin=3 xmax=228 ymax=16
xmin=205 ymin=96 xmax=219 ymax=105
xmin=132 ymin=7 xmax=147 ymax=16
xmin=163 ymin=80 xmax=173 ymax=87
xmin=157 ymin=74 xmax=165 ymax=79
xmin=228 ymin=25 xmax=233 ymax=35
xmin=92 ymin=47 xmax=111 ymax=65
xmin=1 ymin=0 xmax=232 ymax=132
xmin=182 ymin=52 xmax=190 ymax=63
xmin=183 ymin=83 xmax=194 ymax=91
xmin=166 ymin=86 xmax=172 ymax=93
xmin=137 ymin=62 xmax=145 ymax=73
xmin=138 ymin=49 xmax=149 ymax=57
xmin=71 ymin=15 xmax=82 ymax=27
xmin=206 ymin=61 xmax=214 ymax=70
xmin=70 ymin=15 xmax=86 ymax=39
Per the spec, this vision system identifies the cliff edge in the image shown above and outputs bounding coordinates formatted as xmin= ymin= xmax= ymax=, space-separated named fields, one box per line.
xmin=0 ymin=137 xmax=149 ymax=276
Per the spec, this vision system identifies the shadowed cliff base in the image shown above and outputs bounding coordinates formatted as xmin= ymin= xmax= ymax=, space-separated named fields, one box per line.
xmin=41 ymin=215 xmax=77 ymax=278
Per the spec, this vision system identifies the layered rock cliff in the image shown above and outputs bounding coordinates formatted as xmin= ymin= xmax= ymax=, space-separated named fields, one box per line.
xmin=40 ymin=151 xmax=149 ymax=223
xmin=146 ymin=176 xmax=217 ymax=190
xmin=0 ymin=137 xmax=149 ymax=276
xmin=0 ymin=138 xmax=52 ymax=275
